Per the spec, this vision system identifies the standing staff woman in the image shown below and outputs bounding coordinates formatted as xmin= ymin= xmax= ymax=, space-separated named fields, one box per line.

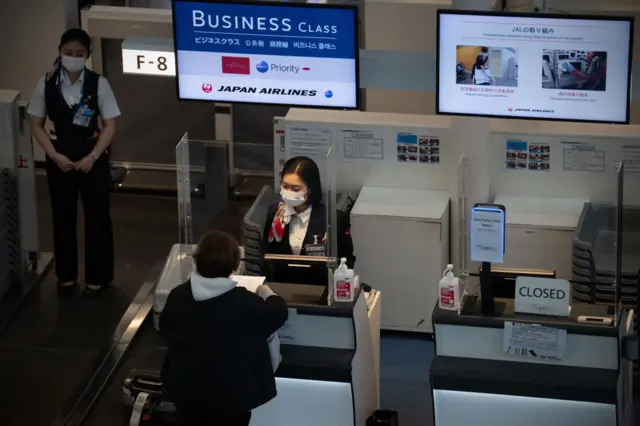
xmin=28 ymin=29 xmax=121 ymax=294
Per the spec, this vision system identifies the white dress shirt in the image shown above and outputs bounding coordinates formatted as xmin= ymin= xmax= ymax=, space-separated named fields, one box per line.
xmin=288 ymin=206 xmax=312 ymax=255
xmin=27 ymin=70 xmax=121 ymax=121
xmin=474 ymin=67 xmax=493 ymax=85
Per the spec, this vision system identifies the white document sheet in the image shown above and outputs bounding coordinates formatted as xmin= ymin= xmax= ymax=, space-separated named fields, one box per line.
xmin=230 ymin=275 xmax=266 ymax=293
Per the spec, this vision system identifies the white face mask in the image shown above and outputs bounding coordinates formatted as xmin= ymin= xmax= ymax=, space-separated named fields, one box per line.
xmin=281 ymin=188 xmax=306 ymax=208
xmin=482 ymin=53 xmax=488 ymax=58
xmin=61 ymin=55 xmax=85 ymax=73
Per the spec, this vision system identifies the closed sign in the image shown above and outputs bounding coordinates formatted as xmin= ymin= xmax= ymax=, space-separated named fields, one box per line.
xmin=515 ymin=277 xmax=570 ymax=317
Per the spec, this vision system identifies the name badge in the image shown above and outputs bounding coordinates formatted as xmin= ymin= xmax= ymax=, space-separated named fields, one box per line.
xmin=73 ymin=103 xmax=94 ymax=128
xmin=304 ymin=234 xmax=325 ymax=257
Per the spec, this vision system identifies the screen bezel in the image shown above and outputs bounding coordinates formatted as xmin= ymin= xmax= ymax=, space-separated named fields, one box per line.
xmin=435 ymin=9 xmax=634 ymax=125
xmin=171 ymin=0 xmax=361 ymax=110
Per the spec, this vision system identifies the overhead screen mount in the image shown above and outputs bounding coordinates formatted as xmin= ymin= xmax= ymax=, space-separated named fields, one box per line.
xmin=435 ymin=9 xmax=634 ymax=124
xmin=171 ymin=0 xmax=360 ymax=109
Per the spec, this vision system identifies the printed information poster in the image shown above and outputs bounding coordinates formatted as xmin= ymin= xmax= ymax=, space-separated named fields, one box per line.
xmin=562 ymin=141 xmax=605 ymax=172
xmin=503 ymin=322 xmax=567 ymax=361
xmin=505 ymin=140 xmax=550 ymax=171
xmin=288 ymin=127 xmax=332 ymax=157
xmin=341 ymin=130 xmax=384 ymax=160
xmin=621 ymin=145 xmax=640 ymax=173
xmin=397 ymin=133 xmax=440 ymax=165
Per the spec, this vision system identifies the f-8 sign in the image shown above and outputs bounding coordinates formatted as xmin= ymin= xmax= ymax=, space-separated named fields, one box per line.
xmin=122 ymin=49 xmax=176 ymax=77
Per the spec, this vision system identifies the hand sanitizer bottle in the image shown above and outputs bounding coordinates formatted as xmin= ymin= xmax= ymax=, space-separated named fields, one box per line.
xmin=439 ymin=264 xmax=460 ymax=311
xmin=334 ymin=258 xmax=354 ymax=302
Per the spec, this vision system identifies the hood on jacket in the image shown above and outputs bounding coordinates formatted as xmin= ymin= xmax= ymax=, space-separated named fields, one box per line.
xmin=190 ymin=271 xmax=237 ymax=301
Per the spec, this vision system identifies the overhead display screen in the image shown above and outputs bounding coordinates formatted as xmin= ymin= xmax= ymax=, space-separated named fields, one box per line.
xmin=172 ymin=0 xmax=359 ymax=109
xmin=437 ymin=10 xmax=634 ymax=124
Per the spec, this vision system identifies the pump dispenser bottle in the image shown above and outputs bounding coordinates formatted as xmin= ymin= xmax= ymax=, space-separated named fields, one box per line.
xmin=438 ymin=264 xmax=460 ymax=311
xmin=334 ymin=258 xmax=354 ymax=302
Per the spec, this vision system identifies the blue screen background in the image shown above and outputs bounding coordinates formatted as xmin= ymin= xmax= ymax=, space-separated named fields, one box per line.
xmin=173 ymin=1 xmax=357 ymax=59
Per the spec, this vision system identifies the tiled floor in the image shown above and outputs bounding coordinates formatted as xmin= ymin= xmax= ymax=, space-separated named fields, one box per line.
xmin=0 ymin=179 xmax=178 ymax=426
xmin=380 ymin=335 xmax=435 ymax=426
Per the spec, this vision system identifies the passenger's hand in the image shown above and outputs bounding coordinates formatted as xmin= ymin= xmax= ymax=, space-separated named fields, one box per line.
xmin=257 ymin=285 xmax=276 ymax=300
xmin=75 ymin=155 xmax=95 ymax=174
xmin=52 ymin=153 xmax=75 ymax=173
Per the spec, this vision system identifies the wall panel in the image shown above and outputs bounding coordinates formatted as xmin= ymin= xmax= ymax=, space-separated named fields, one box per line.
xmin=102 ymin=38 xmax=216 ymax=164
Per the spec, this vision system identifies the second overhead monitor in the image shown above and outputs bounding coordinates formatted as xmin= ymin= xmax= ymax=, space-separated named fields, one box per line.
xmin=172 ymin=0 xmax=360 ymax=109
xmin=436 ymin=9 xmax=634 ymax=124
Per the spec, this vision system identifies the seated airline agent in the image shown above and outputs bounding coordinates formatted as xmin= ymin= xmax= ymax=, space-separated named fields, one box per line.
xmin=262 ymin=156 xmax=355 ymax=285
xmin=28 ymin=29 xmax=120 ymax=295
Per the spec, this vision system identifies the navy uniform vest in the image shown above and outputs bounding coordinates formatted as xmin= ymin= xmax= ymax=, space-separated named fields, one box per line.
xmin=44 ymin=68 xmax=102 ymax=162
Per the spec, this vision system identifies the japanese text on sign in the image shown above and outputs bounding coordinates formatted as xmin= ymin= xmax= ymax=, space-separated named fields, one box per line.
xmin=512 ymin=26 xmax=555 ymax=34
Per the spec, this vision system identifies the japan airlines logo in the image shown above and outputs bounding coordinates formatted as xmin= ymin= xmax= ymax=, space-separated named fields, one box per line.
xmin=508 ymin=107 xmax=513 ymax=111
xmin=222 ymin=56 xmax=250 ymax=74
xmin=202 ymin=84 xmax=213 ymax=93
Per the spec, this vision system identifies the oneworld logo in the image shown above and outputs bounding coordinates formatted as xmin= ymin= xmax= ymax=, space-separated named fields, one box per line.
xmin=191 ymin=11 xmax=338 ymax=34
xmin=254 ymin=60 xmax=310 ymax=75
xmin=256 ymin=61 xmax=269 ymax=73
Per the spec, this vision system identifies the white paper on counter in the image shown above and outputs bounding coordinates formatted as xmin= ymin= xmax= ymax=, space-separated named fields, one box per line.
xmin=230 ymin=275 xmax=266 ymax=293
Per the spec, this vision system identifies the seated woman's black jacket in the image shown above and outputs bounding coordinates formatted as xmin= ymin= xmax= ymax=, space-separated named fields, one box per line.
xmin=261 ymin=202 xmax=356 ymax=285
xmin=159 ymin=280 xmax=288 ymax=416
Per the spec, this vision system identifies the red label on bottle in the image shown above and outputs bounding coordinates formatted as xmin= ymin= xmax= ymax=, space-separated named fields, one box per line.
xmin=336 ymin=280 xmax=351 ymax=300
xmin=440 ymin=287 xmax=455 ymax=308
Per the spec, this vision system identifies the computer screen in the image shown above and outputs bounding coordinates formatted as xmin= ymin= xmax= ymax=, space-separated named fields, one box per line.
xmin=172 ymin=0 xmax=360 ymax=109
xmin=437 ymin=10 xmax=634 ymax=124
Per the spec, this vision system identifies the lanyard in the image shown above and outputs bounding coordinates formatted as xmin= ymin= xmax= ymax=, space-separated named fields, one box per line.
xmin=59 ymin=68 xmax=86 ymax=114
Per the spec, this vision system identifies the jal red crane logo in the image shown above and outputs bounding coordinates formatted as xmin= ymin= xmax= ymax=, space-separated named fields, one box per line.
xmin=202 ymin=83 xmax=213 ymax=93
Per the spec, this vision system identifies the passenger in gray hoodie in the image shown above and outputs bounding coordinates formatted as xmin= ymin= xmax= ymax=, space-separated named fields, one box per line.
xmin=160 ymin=230 xmax=288 ymax=426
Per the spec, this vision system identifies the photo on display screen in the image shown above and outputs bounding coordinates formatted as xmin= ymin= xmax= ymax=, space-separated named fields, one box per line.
xmin=171 ymin=0 xmax=360 ymax=109
xmin=541 ymin=49 xmax=607 ymax=91
xmin=436 ymin=10 xmax=633 ymax=124
xmin=455 ymin=46 xmax=519 ymax=87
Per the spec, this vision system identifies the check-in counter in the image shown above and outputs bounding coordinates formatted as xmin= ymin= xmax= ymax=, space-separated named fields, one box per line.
xmin=151 ymin=245 xmax=381 ymax=426
xmin=430 ymin=297 xmax=635 ymax=426
xmin=255 ymin=283 xmax=381 ymax=426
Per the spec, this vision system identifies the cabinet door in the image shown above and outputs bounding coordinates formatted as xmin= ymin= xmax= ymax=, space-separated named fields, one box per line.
xmin=351 ymin=216 xmax=444 ymax=333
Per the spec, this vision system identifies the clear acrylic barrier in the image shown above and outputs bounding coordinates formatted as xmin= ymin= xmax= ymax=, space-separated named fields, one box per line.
xmin=473 ymin=140 xmax=622 ymax=313
xmin=617 ymin=159 xmax=640 ymax=324
xmin=568 ymin=160 xmax=620 ymax=313
xmin=269 ymin=142 xmax=337 ymax=303
xmin=457 ymin=150 xmax=470 ymax=279
xmin=176 ymin=134 xmax=275 ymax=282
xmin=177 ymin=134 xmax=338 ymax=298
